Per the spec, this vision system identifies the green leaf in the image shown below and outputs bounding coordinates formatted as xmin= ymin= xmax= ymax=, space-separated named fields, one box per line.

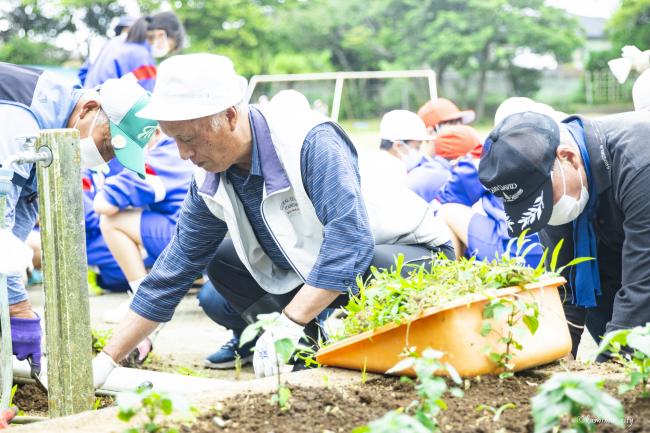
xmin=627 ymin=332 xmax=650 ymax=357
xmin=549 ymin=239 xmax=564 ymax=273
xmin=557 ymin=257 xmax=595 ymax=274
xmin=277 ymin=386 xmax=292 ymax=409
xmin=564 ymin=387 xmax=596 ymax=406
xmin=160 ymin=397 xmax=173 ymax=415
xmin=523 ymin=314 xmax=539 ymax=335
xmin=274 ymin=338 xmax=296 ymax=364
xmin=239 ymin=323 xmax=262 ymax=347
xmin=117 ymin=408 xmax=136 ymax=422
xmin=386 ymin=357 xmax=416 ymax=375
xmin=480 ymin=321 xmax=492 ymax=337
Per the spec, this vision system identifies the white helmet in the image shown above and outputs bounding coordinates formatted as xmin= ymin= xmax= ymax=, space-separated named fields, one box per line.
xmin=379 ymin=110 xmax=431 ymax=141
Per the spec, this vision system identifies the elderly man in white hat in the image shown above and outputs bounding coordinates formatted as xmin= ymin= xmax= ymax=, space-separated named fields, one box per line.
xmin=92 ymin=53 xmax=452 ymax=382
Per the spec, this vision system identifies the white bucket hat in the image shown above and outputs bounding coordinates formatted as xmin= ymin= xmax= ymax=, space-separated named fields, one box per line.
xmin=136 ymin=53 xmax=248 ymax=121
xmin=379 ymin=110 xmax=432 ymax=141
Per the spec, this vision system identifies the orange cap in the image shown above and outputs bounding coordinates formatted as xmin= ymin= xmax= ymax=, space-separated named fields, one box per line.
xmin=417 ymin=98 xmax=476 ymax=128
xmin=434 ymin=125 xmax=483 ymax=160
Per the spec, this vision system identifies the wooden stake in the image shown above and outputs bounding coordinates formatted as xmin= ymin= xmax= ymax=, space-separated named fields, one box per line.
xmin=36 ymin=129 xmax=94 ymax=417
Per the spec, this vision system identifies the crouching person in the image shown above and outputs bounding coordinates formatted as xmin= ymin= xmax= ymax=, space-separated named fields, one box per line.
xmin=92 ymin=53 xmax=453 ymax=385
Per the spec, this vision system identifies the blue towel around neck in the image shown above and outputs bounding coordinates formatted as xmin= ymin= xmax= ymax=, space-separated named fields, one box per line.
xmin=562 ymin=120 xmax=601 ymax=308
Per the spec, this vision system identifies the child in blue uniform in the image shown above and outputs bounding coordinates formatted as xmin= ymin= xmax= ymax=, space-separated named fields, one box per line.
xmin=84 ymin=129 xmax=194 ymax=293
xmin=436 ymin=157 xmax=543 ymax=266
xmin=82 ymin=12 xmax=185 ymax=91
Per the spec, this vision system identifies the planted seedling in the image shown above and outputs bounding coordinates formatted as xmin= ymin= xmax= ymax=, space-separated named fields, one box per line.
xmin=596 ymin=323 xmax=650 ymax=397
xmin=240 ymin=312 xmax=314 ymax=411
xmin=531 ymin=373 xmax=624 ymax=433
xmin=91 ymin=327 xmax=113 ymax=354
xmin=354 ymin=348 xmax=462 ymax=433
xmin=481 ymin=295 xmax=540 ymax=378
xmin=117 ymin=383 xmax=191 ymax=433
xmin=476 ymin=402 xmax=516 ymax=422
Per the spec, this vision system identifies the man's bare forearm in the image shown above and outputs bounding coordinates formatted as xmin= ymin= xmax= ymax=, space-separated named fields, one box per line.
xmin=103 ymin=310 xmax=159 ymax=361
xmin=283 ymin=284 xmax=342 ymax=325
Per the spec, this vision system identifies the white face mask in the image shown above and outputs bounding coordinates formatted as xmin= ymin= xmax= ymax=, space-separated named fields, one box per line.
xmin=396 ymin=141 xmax=422 ymax=170
xmin=548 ymin=159 xmax=589 ymax=226
xmin=74 ymin=110 xmax=107 ymax=170
xmin=151 ymin=33 xmax=171 ymax=58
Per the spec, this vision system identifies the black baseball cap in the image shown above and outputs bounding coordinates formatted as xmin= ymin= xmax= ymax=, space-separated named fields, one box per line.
xmin=479 ymin=112 xmax=559 ymax=236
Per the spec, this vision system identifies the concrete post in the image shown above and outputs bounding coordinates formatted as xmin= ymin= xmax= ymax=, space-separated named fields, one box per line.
xmin=36 ymin=129 xmax=94 ymax=416
xmin=0 ymin=170 xmax=13 ymax=411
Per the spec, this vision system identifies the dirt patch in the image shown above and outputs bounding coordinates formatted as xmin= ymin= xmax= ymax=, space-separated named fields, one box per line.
xmin=12 ymin=383 xmax=114 ymax=417
xmin=124 ymin=353 xmax=255 ymax=382
xmin=180 ymin=363 xmax=650 ymax=433
xmin=13 ymin=384 xmax=50 ymax=417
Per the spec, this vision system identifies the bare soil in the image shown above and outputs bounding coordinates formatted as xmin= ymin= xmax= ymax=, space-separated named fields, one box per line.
xmin=181 ymin=362 xmax=650 ymax=433
xmin=13 ymin=383 xmax=113 ymax=417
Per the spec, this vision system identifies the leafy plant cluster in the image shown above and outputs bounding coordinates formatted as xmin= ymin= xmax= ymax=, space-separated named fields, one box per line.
xmin=117 ymin=384 xmax=191 ymax=433
xmin=332 ymin=234 xmax=574 ymax=342
xmin=597 ymin=323 xmax=650 ymax=397
xmin=353 ymin=348 xmax=463 ymax=433
xmin=531 ymin=373 xmax=624 ymax=433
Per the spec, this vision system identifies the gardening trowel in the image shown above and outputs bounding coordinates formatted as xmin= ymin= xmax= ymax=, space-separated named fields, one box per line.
xmin=27 ymin=357 xmax=48 ymax=393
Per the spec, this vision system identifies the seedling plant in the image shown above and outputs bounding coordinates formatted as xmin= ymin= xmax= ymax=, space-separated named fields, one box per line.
xmin=91 ymin=327 xmax=113 ymax=354
xmin=476 ymin=402 xmax=516 ymax=422
xmin=531 ymin=373 xmax=624 ymax=433
xmin=353 ymin=348 xmax=462 ymax=433
xmin=596 ymin=323 xmax=650 ymax=397
xmin=240 ymin=312 xmax=314 ymax=411
xmin=117 ymin=384 xmax=190 ymax=433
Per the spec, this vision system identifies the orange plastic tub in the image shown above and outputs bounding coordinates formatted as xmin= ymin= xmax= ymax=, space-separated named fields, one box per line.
xmin=316 ymin=277 xmax=571 ymax=377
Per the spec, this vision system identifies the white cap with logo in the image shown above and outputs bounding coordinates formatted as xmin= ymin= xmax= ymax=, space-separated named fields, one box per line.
xmin=136 ymin=53 xmax=248 ymax=121
xmin=379 ymin=110 xmax=431 ymax=141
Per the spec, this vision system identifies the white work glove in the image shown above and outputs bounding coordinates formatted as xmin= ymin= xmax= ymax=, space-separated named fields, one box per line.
xmin=93 ymin=351 xmax=118 ymax=389
xmin=253 ymin=312 xmax=305 ymax=378
xmin=0 ymin=229 xmax=33 ymax=275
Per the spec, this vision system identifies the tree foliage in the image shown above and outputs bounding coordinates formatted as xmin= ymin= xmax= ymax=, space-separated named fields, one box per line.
xmin=608 ymin=0 xmax=650 ymax=51
xmin=1 ymin=0 xmax=585 ymax=119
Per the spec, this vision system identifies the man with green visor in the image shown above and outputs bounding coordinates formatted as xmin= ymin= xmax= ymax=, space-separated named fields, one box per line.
xmin=0 ymin=61 xmax=157 ymax=378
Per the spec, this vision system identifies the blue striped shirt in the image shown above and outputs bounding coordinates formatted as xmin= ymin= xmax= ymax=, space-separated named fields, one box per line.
xmin=131 ymin=116 xmax=374 ymax=322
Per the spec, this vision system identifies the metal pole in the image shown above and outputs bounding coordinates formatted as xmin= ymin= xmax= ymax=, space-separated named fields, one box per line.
xmin=36 ymin=129 xmax=94 ymax=417
xmin=331 ymin=77 xmax=345 ymax=122
xmin=0 ymin=169 xmax=13 ymax=411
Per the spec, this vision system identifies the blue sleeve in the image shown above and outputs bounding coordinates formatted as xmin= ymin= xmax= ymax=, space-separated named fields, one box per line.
xmin=78 ymin=59 xmax=90 ymax=86
xmin=436 ymin=158 xmax=486 ymax=206
xmin=406 ymin=164 xmax=451 ymax=203
xmin=100 ymin=168 xmax=157 ymax=209
xmin=300 ymin=123 xmax=374 ymax=292
xmin=130 ymin=178 xmax=228 ymax=322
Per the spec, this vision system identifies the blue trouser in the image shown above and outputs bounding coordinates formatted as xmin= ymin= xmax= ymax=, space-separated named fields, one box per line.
xmin=197 ymin=279 xmax=248 ymax=335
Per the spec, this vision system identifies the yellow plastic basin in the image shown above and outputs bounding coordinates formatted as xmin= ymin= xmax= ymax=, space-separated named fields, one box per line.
xmin=316 ymin=277 xmax=571 ymax=377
